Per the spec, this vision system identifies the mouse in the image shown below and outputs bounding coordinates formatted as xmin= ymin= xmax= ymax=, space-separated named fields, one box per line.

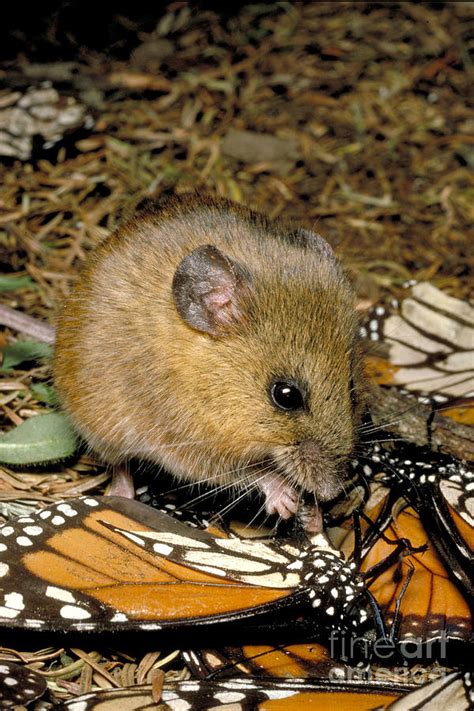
xmin=53 ymin=194 xmax=366 ymax=525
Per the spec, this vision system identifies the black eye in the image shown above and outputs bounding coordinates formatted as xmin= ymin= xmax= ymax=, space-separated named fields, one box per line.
xmin=270 ymin=381 xmax=305 ymax=411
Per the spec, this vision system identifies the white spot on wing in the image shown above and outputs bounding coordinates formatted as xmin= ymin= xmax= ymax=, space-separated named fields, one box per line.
xmin=115 ymin=530 xmax=145 ymax=547
xmin=161 ymin=698 xmax=191 ymax=711
xmin=60 ymin=605 xmax=91 ymax=620
xmin=214 ymin=691 xmax=246 ymax=702
xmin=309 ymin=534 xmax=332 ymax=549
xmin=287 ymin=560 xmax=303 ymax=570
xmin=0 ymin=563 xmax=9 ymax=577
xmin=46 ymin=586 xmax=76 ymax=603
xmin=51 ymin=516 xmax=65 ymax=526
xmin=153 ymin=543 xmax=173 ymax=556
xmin=23 ymin=526 xmax=43 ymax=536
xmin=57 ymin=503 xmax=78 ymax=517
xmin=313 ymin=559 xmax=326 ymax=569
xmin=25 ymin=619 xmax=44 ymax=628
xmin=16 ymin=536 xmax=33 ymax=547
xmin=64 ymin=701 xmax=88 ymax=711
xmin=4 ymin=592 xmax=24 ymax=611
xmin=110 ymin=612 xmax=128 ymax=622
xmin=265 ymin=690 xmax=299 ymax=700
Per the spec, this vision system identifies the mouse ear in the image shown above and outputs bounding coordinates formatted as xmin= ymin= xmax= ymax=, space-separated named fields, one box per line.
xmin=172 ymin=245 xmax=250 ymax=336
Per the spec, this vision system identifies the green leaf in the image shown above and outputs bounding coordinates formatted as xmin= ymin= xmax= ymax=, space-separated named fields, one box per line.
xmin=0 ymin=412 xmax=78 ymax=465
xmin=0 ymin=275 xmax=36 ymax=292
xmin=30 ymin=383 xmax=59 ymax=405
xmin=1 ymin=340 xmax=53 ymax=371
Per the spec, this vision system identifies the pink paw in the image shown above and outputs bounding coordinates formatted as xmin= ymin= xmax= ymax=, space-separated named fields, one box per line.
xmin=259 ymin=473 xmax=298 ymax=519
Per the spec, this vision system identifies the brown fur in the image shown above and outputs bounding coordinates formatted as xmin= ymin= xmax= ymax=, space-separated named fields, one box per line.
xmin=54 ymin=195 xmax=366 ymax=506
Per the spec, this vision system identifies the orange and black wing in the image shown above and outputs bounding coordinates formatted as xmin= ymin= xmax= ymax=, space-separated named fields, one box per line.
xmin=56 ymin=678 xmax=409 ymax=711
xmin=56 ymin=673 xmax=473 ymax=711
xmin=0 ymin=496 xmax=368 ymax=637
xmin=183 ymin=642 xmax=346 ymax=680
xmin=358 ymin=440 xmax=473 ymax=601
xmin=331 ymin=481 xmax=472 ymax=653
xmin=1 ymin=662 xmax=470 ymax=711
xmin=364 ymin=503 xmax=471 ymax=648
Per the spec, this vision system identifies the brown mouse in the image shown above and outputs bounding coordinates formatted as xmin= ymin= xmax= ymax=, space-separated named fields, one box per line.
xmin=54 ymin=195 xmax=366 ymax=522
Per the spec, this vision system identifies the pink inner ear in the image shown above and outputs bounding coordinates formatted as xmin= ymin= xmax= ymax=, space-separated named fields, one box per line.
xmin=203 ymin=285 xmax=241 ymax=328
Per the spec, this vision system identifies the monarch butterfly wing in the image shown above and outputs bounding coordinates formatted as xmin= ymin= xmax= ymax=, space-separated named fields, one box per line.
xmin=58 ymin=678 xmax=414 ymax=711
xmin=0 ymin=496 xmax=300 ymax=632
xmin=438 ymin=471 xmax=474 ymax=554
xmin=0 ymin=661 xmax=47 ymax=707
xmin=359 ymin=441 xmax=474 ymax=600
xmin=7 ymin=673 xmax=469 ymax=711
xmin=358 ymin=499 xmax=472 ymax=649
xmin=411 ymin=459 xmax=473 ymax=600
xmin=183 ymin=643 xmax=347 ymax=680
xmin=2 ymin=654 xmax=469 ymax=711
xmin=326 ymin=449 xmax=473 ymax=652
xmin=363 ymin=282 xmax=474 ymax=405
xmin=0 ymin=495 xmax=372 ymax=637
xmin=386 ymin=671 xmax=473 ymax=710
xmin=105 ymin=513 xmax=375 ymax=644
xmin=0 ymin=496 xmax=139 ymax=631
xmin=102 ymin=519 xmax=303 ymax=588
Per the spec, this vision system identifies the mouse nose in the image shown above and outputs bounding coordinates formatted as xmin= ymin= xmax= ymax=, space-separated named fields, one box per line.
xmin=299 ymin=439 xmax=323 ymax=463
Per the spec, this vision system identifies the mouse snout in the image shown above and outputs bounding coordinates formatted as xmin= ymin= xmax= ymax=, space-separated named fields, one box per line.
xmin=299 ymin=438 xmax=323 ymax=464
xmin=295 ymin=438 xmax=346 ymax=502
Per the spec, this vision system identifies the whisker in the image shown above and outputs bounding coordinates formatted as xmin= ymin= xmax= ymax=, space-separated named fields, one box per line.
xmin=175 ymin=462 xmax=278 ymax=512
xmin=212 ymin=484 xmax=261 ymax=520
xmin=359 ymin=400 xmax=424 ymax=435
xmin=176 ymin=479 xmax=242 ymax=511
xmin=162 ymin=457 xmax=272 ymax=496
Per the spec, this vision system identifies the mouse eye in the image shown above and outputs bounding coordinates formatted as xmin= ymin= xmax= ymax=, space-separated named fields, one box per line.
xmin=270 ymin=381 xmax=305 ymax=412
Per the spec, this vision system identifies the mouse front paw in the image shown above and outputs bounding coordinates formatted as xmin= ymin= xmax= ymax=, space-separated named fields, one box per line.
xmin=258 ymin=473 xmax=298 ymax=519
